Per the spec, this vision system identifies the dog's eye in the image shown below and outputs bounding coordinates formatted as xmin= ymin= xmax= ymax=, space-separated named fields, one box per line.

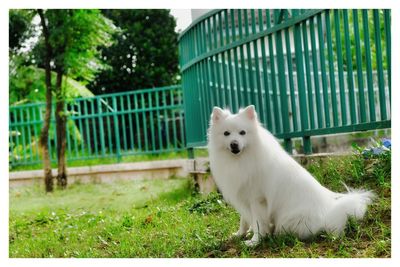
xmin=239 ymin=130 xmax=246 ymax=135
xmin=224 ymin=131 xmax=230 ymax=136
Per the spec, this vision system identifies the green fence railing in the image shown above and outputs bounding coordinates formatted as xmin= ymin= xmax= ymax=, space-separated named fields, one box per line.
xmin=9 ymin=85 xmax=185 ymax=167
xmin=178 ymin=9 xmax=391 ymax=154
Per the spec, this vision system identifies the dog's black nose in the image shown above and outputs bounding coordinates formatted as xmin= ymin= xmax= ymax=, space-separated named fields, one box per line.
xmin=230 ymin=141 xmax=240 ymax=154
xmin=230 ymin=141 xmax=239 ymax=150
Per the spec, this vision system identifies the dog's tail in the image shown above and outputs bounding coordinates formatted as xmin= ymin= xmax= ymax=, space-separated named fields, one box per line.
xmin=325 ymin=187 xmax=375 ymax=235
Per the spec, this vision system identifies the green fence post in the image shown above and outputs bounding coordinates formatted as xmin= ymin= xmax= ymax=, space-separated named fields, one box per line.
xmin=112 ymin=96 xmax=122 ymax=162
xmin=284 ymin=138 xmax=293 ymax=155
xmin=303 ymin=136 xmax=312 ymax=155
xmin=187 ymin=147 xmax=194 ymax=159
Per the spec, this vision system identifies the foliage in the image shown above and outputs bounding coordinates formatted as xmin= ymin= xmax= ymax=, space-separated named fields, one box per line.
xmin=9 ymin=9 xmax=35 ymax=52
xmin=32 ymin=9 xmax=116 ymax=83
xmin=88 ymin=9 xmax=179 ymax=94
xmin=9 ymin=65 xmax=94 ymax=105
xmin=9 ymin=9 xmax=116 ymax=105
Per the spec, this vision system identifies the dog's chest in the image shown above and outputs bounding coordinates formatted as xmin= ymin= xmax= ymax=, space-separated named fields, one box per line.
xmin=211 ymin=156 xmax=260 ymax=203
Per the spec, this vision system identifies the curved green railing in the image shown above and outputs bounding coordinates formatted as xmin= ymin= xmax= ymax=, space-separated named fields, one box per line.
xmin=179 ymin=9 xmax=391 ymax=154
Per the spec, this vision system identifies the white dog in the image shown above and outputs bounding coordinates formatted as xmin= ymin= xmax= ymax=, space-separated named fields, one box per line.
xmin=208 ymin=105 xmax=374 ymax=246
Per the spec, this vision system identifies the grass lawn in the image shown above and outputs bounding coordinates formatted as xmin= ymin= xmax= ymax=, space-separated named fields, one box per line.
xmin=9 ymin=151 xmax=391 ymax=258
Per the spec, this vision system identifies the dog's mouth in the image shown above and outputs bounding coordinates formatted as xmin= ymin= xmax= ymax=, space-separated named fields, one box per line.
xmin=230 ymin=148 xmax=241 ymax=155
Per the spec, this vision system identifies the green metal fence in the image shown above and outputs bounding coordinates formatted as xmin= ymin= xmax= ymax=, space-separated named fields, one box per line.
xmin=178 ymin=9 xmax=391 ymax=153
xmin=9 ymin=85 xmax=185 ymax=167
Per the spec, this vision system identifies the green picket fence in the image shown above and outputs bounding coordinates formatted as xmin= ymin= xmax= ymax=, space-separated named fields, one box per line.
xmin=9 ymin=85 xmax=185 ymax=167
xmin=179 ymin=9 xmax=391 ymax=153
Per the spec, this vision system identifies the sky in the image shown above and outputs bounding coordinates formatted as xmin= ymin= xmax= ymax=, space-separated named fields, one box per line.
xmin=170 ymin=9 xmax=192 ymax=33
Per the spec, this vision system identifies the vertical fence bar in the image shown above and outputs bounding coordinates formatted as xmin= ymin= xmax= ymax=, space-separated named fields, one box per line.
xmin=197 ymin=62 xmax=206 ymax=135
xmin=301 ymin=20 xmax=316 ymax=129
xmin=105 ymin=100 xmax=113 ymax=156
xmin=12 ymin=107 xmax=23 ymax=162
xmin=32 ymin=106 xmax=41 ymax=162
xmin=170 ymin=90 xmax=178 ymax=149
xmin=212 ymin=15 xmax=222 ymax=105
xmin=266 ymin=10 xmax=280 ymax=134
xmin=178 ymin=90 xmax=185 ymax=148
xmin=97 ymin=98 xmax=106 ymax=156
xmin=352 ymin=10 xmax=367 ymax=123
xmin=126 ymin=95 xmax=134 ymax=151
xmin=147 ymin=94 xmax=156 ymax=151
xmin=334 ymin=10 xmax=348 ymax=126
xmin=162 ymin=90 xmax=170 ymax=148
xmin=343 ymin=10 xmax=357 ymax=124
xmin=72 ymin=105 xmax=79 ymax=158
xmin=207 ymin=21 xmax=216 ymax=107
xmin=141 ymin=93 xmax=149 ymax=151
xmin=83 ymin=100 xmax=92 ymax=155
xmin=245 ymin=10 xmax=255 ymax=107
xmin=199 ymin=21 xmax=210 ymax=121
xmin=76 ymin=102 xmax=85 ymax=157
xmin=317 ymin=13 xmax=331 ymax=128
xmin=238 ymin=10 xmax=248 ymax=106
xmin=120 ymin=96 xmax=128 ymax=151
xmin=362 ymin=10 xmax=376 ymax=122
xmin=251 ymin=9 xmax=264 ymax=122
xmin=284 ymin=26 xmax=298 ymax=133
xmin=294 ymin=20 xmax=309 ymax=131
xmin=156 ymin=92 xmax=162 ymax=150
xmin=195 ymin=25 xmax=206 ymax=123
xmin=202 ymin=59 xmax=212 ymax=116
xmin=226 ymin=10 xmax=237 ymax=112
xmin=384 ymin=10 xmax=391 ymax=98
xmin=219 ymin=12 xmax=229 ymax=107
xmin=90 ymin=99 xmax=99 ymax=156
xmin=134 ymin=93 xmax=142 ymax=151
xmin=294 ymin=11 xmax=311 ymax=154
xmin=373 ymin=9 xmax=387 ymax=121
xmin=275 ymin=29 xmax=290 ymax=134
xmin=26 ymin=107 xmax=34 ymax=161
xmin=19 ymin=108 xmax=27 ymax=161
xmin=309 ymin=16 xmax=323 ymax=129
xmin=260 ymin=11 xmax=273 ymax=129
xmin=325 ymin=10 xmax=339 ymax=126
xmin=232 ymin=12 xmax=242 ymax=111
xmin=112 ymin=96 xmax=121 ymax=160
xmin=251 ymin=10 xmax=265 ymax=124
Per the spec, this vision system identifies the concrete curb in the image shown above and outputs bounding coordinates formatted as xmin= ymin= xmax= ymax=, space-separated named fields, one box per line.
xmin=9 ymin=159 xmax=194 ymax=187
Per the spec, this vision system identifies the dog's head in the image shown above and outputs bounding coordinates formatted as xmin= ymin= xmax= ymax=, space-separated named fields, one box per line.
xmin=208 ymin=105 xmax=258 ymax=156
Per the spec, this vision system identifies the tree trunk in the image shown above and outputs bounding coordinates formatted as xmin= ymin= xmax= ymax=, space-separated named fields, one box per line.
xmin=55 ymin=71 xmax=68 ymax=189
xmin=38 ymin=9 xmax=54 ymax=192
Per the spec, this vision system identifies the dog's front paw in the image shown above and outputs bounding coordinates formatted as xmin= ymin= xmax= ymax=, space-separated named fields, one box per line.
xmin=244 ymin=239 xmax=259 ymax=247
xmin=244 ymin=239 xmax=260 ymax=247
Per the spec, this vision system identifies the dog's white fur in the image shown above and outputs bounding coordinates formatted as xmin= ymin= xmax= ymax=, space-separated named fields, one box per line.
xmin=208 ymin=105 xmax=374 ymax=246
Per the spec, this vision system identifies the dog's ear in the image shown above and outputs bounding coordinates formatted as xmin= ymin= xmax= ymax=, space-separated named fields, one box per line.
xmin=211 ymin=107 xmax=226 ymax=123
xmin=241 ymin=105 xmax=257 ymax=120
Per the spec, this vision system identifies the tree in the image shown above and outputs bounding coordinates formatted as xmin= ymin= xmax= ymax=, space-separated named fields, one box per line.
xmin=37 ymin=9 xmax=54 ymax=192
xmin=36 ymin=9 xmax=116 ymax=191
xmin=88 ymin=9 xmax=179 ymax=94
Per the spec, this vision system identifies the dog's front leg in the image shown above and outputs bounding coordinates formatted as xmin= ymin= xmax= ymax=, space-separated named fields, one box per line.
xmin=244 ymin=199 xmax=269 ymax=247
xmin=232 ymin=215 xmax=250 ymax=238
